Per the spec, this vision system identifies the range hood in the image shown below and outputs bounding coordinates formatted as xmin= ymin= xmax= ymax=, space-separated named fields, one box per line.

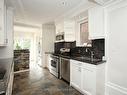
xmin=89 ymin=0 xmax=115 ymax=5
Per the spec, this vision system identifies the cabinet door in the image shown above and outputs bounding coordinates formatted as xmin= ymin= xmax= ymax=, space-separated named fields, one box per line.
xmin=64 ymin=21 xmax=75 ymax=41
xmin=88 ymin=6 xmax=105 ymax=39
xmin=70 ymin=64 xmax=81 ymax=90
xmin=55 ymin=22 xmax=64 ymax=35
xmin=81 ymin=67 xmax=96 ymax=95
xmin=0 ymin=0 xmax=6 ymax=45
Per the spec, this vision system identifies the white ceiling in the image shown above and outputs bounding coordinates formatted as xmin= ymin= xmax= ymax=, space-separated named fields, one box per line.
xmin=14 ymin=25 xmax=41 ymax=33
xmin=6 ymin=0 xmax=89 ymax=26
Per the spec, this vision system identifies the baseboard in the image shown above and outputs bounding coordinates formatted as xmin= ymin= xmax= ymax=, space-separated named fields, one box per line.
xmin=70 ymin=82 xmax=85 ymax=95
xmin=105 ymin=82 xmax=127 ymax=95
xmin=14 ymin=69 xmax=30 ymax=74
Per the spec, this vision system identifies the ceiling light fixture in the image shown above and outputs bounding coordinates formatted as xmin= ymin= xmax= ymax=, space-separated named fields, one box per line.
xmin=61 ymin=0 xmax=67 ymax=6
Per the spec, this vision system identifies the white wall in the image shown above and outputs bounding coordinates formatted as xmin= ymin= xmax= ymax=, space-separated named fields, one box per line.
xmin=35 ymin=31 xmax=42 ymax=64
xmin=0 ymin=8 xmax=13 ymax=59
xmin=42 ymin=23 xmax=55 ymax=67
xmin=105 ymin=1 xmax=127 ymax=95
xmin=14 ymin=31 xmax=34 ymax=38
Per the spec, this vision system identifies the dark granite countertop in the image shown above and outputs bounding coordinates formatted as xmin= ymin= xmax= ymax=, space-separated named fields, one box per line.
xmin=71 ymin=57 xmax=106 ymax=65
xmin=52 ymin=54 xmax=71 ymax=59
xmin=0 ymin=58 xmax=13 ymax=94
xmin=52 ymin=53 xmax=71 ymax=59
xmin=52 ymin=53 xmax=106 ymax=65
xmin=0 ymin=69 xmax=6 ymax=80
xmin=45 ymin=52 xmax=54 ymax=54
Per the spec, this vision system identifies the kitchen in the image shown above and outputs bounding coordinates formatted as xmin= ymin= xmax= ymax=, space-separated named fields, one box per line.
xmin=0 ymin=0 xmax=127 ymax=95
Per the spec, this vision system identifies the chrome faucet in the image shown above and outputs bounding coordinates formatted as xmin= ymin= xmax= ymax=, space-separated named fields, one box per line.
xmin=85 ymin=48 xmax=94 ymax=62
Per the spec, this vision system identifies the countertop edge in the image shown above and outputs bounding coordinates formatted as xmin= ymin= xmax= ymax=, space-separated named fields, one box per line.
xmin=51 ymin=54 xmax=106 ymax=65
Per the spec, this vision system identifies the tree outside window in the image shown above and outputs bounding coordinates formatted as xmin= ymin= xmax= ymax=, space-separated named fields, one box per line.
xmin=14 ymin=38 xmax=31 ymax=50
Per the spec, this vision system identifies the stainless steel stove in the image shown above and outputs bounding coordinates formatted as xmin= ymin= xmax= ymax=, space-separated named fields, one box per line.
xmin=49 ymin=54 xmax=59 ymax=78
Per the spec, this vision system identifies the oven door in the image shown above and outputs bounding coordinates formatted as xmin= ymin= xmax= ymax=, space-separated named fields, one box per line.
xmin=50 ymin=60 xmax=57 ymax=72
xmin=50 ymin=55 xmax=59 ymax=73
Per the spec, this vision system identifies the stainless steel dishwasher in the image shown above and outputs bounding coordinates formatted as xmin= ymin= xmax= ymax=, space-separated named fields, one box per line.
xmin=60 ymin=57 xmax=70 ymax=83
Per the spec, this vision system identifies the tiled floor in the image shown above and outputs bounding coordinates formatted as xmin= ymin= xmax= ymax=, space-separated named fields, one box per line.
xmin=12 ymin=62 xmax=83 ymax=95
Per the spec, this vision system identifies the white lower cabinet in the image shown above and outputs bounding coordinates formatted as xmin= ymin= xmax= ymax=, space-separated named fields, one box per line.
xmin=71 ymin=64 xmax=81 ymax=90
xmin=81 ymin=67 xmax=96 ymax=95
xmin=45 ymin=53 xmax=51 ymax=69
xmin=70 ymin=60 xmax=105 ymax=95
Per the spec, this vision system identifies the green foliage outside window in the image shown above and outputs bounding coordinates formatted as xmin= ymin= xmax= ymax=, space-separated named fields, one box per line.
xmin=14 ymin=39 xmax=31 ymax=50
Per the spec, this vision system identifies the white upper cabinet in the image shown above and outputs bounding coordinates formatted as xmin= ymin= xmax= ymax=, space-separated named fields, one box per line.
xmin=64 ymin=20 xmax=75 ymax=41
xmin=0 ymin=0 xmax=7 ymax=46
xmin=55 ymin=21 xmax=64 ymax=35
xmin=55 ymin=20 xmax=75 ymax=42
xmin=88 ymin=5 xmax=105 ymax=39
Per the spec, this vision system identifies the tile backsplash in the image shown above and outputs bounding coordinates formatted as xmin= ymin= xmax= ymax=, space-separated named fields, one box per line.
xmin=92 ymin=39 xmax=105 ymax=59
xmin=54 ymin=39 xmax=105 ymax=59
xmin=70 ymin=47 xmax=91 ymax=57
xmin=54 ymin=41 xmax=76 ymax=54
xmin=71 ymin=39 xmax=105 ymax=59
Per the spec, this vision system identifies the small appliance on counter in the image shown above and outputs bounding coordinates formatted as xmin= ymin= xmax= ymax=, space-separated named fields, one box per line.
xmin=60 ymin=48 xmax=70 ymax=53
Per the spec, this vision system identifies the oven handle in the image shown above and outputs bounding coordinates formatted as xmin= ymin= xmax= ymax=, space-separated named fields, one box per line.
xmin=50 ymin=55 xmax=59 ymax=59
xmin=60 ymin=57 xmax=70 ymax=61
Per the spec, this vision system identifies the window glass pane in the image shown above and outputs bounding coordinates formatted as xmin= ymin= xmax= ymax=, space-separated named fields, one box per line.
xmin=14 ymin=38 xmax=31 ymax=50
xmin=22 ymin=39 xmax=31 ymax=49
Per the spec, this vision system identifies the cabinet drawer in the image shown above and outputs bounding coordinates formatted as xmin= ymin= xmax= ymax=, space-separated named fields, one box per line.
xmin=86 ymin=63 xmax=96 ymax=70
xmin=70 ymin=60 xmax=83 ymax=67
xmin=80 ymin=62 xmax=96 ymax=71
